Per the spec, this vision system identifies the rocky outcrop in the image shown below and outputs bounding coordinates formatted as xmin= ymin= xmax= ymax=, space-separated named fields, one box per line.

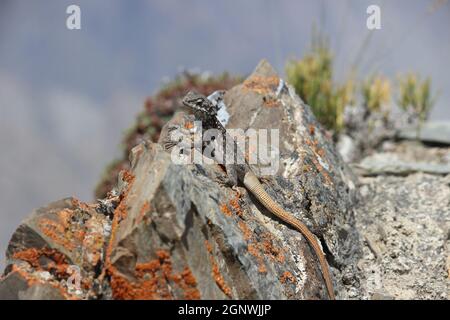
xmin=0 ymin=61 xmax=362 ymax=299
xmin=95 ymin=72 xmax=241 ymax=199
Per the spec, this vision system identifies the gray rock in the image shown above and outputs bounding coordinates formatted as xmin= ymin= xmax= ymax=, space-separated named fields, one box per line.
xmin=398 ymin=121 xmax=450 ymax=145
xmin=337 ymin=134 xmax=358 ymax=163
xmin=0 ymin=60 xmax=362 ymax=299
xmin=106 ymin=60 xmax=362 ymax=300
xmin=0 ymin=271 xmax=65 ymax=300
xmin=356 ymin=173 xmax=449 ymax=299
xmin=354 ymin=153 xmax=450 ymax=176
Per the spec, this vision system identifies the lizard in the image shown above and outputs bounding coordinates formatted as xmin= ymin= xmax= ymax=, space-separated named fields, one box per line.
xmin=181 ymin=91 xmax=336 ymax=300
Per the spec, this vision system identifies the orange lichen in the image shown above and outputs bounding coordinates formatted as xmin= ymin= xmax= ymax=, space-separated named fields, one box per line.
xmin=71 ymin=198 xmax=94 ymax=212
xmin=121 ymin=170 xmax=135 ymax=185
xmin=304 ymin=138 xmax=333 ymax=186
xmin=173 ymin=267 xmax=201 ymax=300
xmin=37 ymin=204 xmax=96 ymax=254
xmin=57 ymin=209 xmax=73 ymax=227
xmin=109 ymin=249 xmax=200 ymax=300
xmin=137 ymin=201 xmax=151 ymax=224
xmin=205 ymin=240 xmax=232 ymax=298
xmin=220 ymin=194 xmax=243 ymax=218
xmin=106 ymin=170 xmax=135 ymax=252
xmin=310 ymin=157 xmax=332 ymax=186
xmin=238 ymin=220 xmax=252 ymax=241
xmin=10 ymin=247 xmax=84 ymax=299
xmin=243 ymin=75 xmax=280 ymax=95
xmin=114 ymin=197 xmax=129 ymax=221
xmin=184 ymin=121 xmax=194 ymax=130
xmin=103 ymin=170 xmax=136 ymax=285
xmin=262 ymin=96 xmax=280 ymax=108
xmin=12 ymin=247 xmax=68 ymax=269
xmin=220 ymin=203 xmax=233 ymax=217
xmin=247 ymin=243 xmax=267 ymax=273
xmin=38 ymin=218 xmax=76 ymax=251
xmin=280 ymin=271 xmax=297 ymax=284
xmin=247 ymin=244 xmax=260 ymax=258
xmin=110 ymin=253 xmax=170 ymax=300
xmin=244 ymin=231 xmax=286 ymax=272
xmin=9 ymin=264 xmax=79 ymax=300
xmin=114 ymin=170 xmax=136 ymax=222
xmin=260 ymin=233 xmax=285 ymax=264
xmin=229 ymin=196 xmax=243 ymax=217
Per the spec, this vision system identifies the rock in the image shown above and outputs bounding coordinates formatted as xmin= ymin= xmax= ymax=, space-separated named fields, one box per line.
xmin=398 ymin=121 xmax=450 ymax=146
xmin=95 ymin=72 xmax=241 ymax=199
xmin=355 ymin=173 xmax=449 ymax=299
xmin=337 ymin=134 xmax=358 ymax=163
xmin=354 ymin=153 xmax=450 ymax=176
xmin=0 ymin=60 xmax=362 ymax=299
xmin=354 ymin=141 xmax=450 ymax=176
xmin=341 ymin=103 xmax=397 ymax=161
xmin=224 ymin=60 xmax=360 ymax=270
xmin=0 ymin=197 xmax=114 ymax=299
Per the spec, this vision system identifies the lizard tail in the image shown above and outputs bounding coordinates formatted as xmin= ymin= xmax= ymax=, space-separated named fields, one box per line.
xmin=243 ymin=171 xmax=336 ymax=300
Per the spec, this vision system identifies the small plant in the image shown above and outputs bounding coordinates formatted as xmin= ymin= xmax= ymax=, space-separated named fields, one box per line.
xmin=362 ymin=75 xmax=391 ymax=116
xmin=397 ymin=73 xmax=436 ymax=136
xmin=286 ymin=34 xmax=354 ymax=133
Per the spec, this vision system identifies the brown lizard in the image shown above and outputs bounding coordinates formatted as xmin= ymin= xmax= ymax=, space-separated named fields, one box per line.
xmin=181 ymin=91 xmax=335 ymax=300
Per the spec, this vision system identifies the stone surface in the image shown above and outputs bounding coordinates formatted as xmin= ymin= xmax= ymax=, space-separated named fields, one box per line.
xmin=356 ymin=173 xmax=450 ymax=299
xmin=354 ymin=153 xmax=450 ymax=176
xmin=354 ymin=141 xmax=450 ymax=176
xmin=398 ymin=121 xmax=450 ymax=146
xmin=0 ymin=60 xmax=362 ymax=299
xmin=0 ymin=197 xmax=114 ymax=299
xmin=354 ymin=139 xmax=450 ymax=299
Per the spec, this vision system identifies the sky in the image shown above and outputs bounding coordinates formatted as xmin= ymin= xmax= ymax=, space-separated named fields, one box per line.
xmin=0 ymin=0 xmax=449 ymax=269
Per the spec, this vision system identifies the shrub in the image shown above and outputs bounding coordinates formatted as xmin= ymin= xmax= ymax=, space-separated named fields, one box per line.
xmin=286 ymin=36 xmax=354 ymax=133
xmin=398 ymin=73 xmax=435 ymax=125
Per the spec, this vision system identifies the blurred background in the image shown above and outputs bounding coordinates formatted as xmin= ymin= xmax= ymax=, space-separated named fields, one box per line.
xmin=0 ymin=0 xmax=449 ymax=269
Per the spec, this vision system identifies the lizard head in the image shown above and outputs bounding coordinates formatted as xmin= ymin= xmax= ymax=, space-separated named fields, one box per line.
xmin=182 ymin=91 xmax=217 ymax=116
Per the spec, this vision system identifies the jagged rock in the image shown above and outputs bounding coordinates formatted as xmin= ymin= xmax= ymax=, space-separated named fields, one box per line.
xmin=0 ymin=197 xmax=114 ymax=299
xmin=224 ymin=60 xmax=360 ymax=271
xmin=398 ymin=121 xmax=450 ymax=146
xmin=95 ymin=72 xmax=241 ymax=199
xmin=0 ymin=60 xmax=362 ymax=299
